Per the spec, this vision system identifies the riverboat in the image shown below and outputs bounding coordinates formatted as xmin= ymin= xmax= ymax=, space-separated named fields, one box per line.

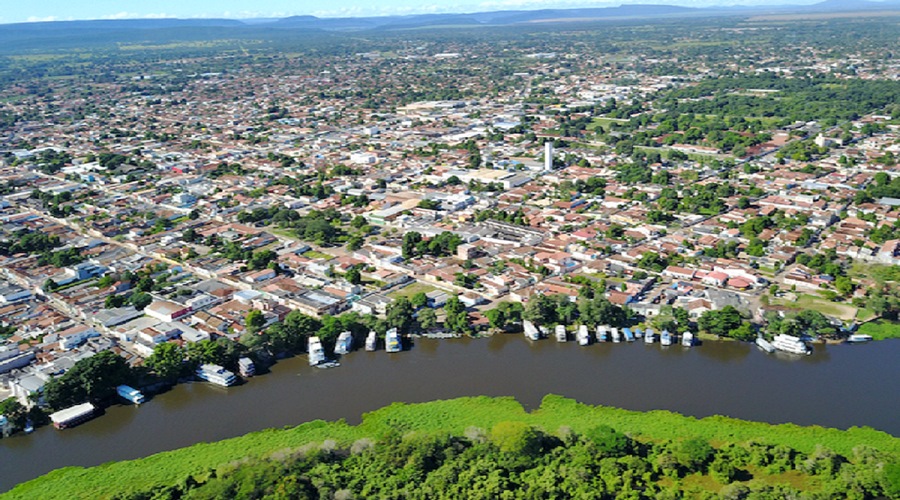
xmin=756 ymin=336 xmax=775 ymax=353
xmin=308 ymin=337 xmax=326 ymax=365
xmin=366 ymin=330 xmax=378 ymax=351
xmin=847 ymin=334 xmax=873 ymax=343
xmin=660 ymin=330 xmax=673 ymax=347
xmin=577 ymin=325 xmax=591 ymax=346
xmin=611 ymin=327 xmax=621 ymax=343
xmin=682 ymin=331 xmax=695 ymax=347
xmin=238 ymin=357 xmax=256 ymax=377
xmin=50 ymin=402 xmax=96 ymax=430
xmin=644 ymin=328 xmax=655 ymax=344
xmin=772 ymin=334 xmax=811 ymax=355
xmin=196 ymin=364 xmax=237 ymax=387
xmin=386 ymin=328 xmax=402 ymax=353
xmin=596 ymin=325 xmax=608 ymax=342
xmin=555 ymin=325 xmax=567 ymax=342
xmin=335 ymin=331 xmax=353 ymax=355
xmin=523 ymin=321 xmax=541 ymax=341
xmin=116 ymin=385 xmax=146 ymax=405
xmin=623 ymin=328 xmax=635 ymax=342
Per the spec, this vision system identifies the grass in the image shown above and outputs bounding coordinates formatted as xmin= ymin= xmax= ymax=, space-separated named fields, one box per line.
xmin=5 ymin=395 xmax=898 ymax=500
xmin=773 ymin=294 xmax=857 ymax=321
xmin=387 ymin=281 xmax=437 ymax=299
xmin=857 ymin=320 xmax=900 ymax=341
xmin=302 ymin=250 xmax=333 ymax=260
xmin=856 ymin=308 xmax=877 ymax=322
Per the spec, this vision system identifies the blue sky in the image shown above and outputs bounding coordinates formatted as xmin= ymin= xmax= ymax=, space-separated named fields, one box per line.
xmin=0 ymin=0 xmax=847 ymax=24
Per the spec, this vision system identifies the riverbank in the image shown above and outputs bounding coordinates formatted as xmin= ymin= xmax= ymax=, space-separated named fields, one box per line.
xmin=4 ymin=394 xmax=899 ymax=500
xmin=857 ymin=320 xmax=900 ymax=341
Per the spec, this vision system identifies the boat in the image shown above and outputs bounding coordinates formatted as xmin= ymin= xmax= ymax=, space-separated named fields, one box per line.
xmin=365 ymin=330 xmax=378 ymax=351
xmin=596 ymin=325 xmax=608 ymax=342
xmin=386 ymin=328 xmax=402 ymax=353
xmin=335 ymin=331 xmax=353 ymax=355
xmin=577 ymin=325 xmax=591 ymax=346
xmin=238 ymin=357 xmax=256 ymax=377
xmin=660 ymin=330 xmax=673 ymax=347
xmin=116 ymin=384 xmax=146 ymax=405
xmin=633 ymin=328 xmax=643 ymax=340
xmin=682 ymin=331 xmax=695 ymax=347
xmin=23 ymin=420 xmax=33 ymax=434
xmin=756 ymin=335 xmax=775 ymax=353
xmin=772 ymin=334 xmax=811 ymax=355
xmin=308 ymin=336 xmax=326 ymax=365
xmin=50 ymin=402 xmax=96 ymax=430
xmin=847 ymin=334 xmax=873 ymax=343
xmin=555 ymin=325 xmax=567 ymax=342
xmin=611 ymin=327 xmax=621 ymax=343
xmin=523 ymin=320 xmax=541 ymax=341
xmin=196 ymin=364 xmax=237 ymax=387
xmin=623 ymin=328 xmax=635 ymax=342
xmin=644 ymin=328 xmax=655 ymax=344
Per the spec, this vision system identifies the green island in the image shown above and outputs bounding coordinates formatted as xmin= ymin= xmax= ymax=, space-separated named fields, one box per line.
xmin=5 ymin=396 xmax=898 ymax=499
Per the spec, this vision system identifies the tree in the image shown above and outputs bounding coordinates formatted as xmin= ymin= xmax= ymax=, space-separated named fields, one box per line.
xmin=130 ymin=292 xmax=152 ymax=311
xmin=835 ymin=276 xmax=853 ymax=296
xmin=245 ymin=309 xmax=266 ymax=334
xmin=491 ymin=421 xmax=542 ymax=456
xmin=345 ymin=266 xmax=362 ymax=285
xmin=386 ymin=297 xmax=415 ymax=335
xmin=147 ymin=343 xmax=186 ymax=382
xmin=410 ymin=291 xmax=429 ymax=309
xmin=698 ymin=306 xmax=744 ymax=339
xmin=43 ymin=350 xmax=134 ymax=410
xmin=443 ymin=296 xmax=470 ymax=334
xmin=0 ymin=397 xmax=27 ymax=430
xmin=418 ymin=308 xmax=437 ymax=331
xmin=402 ymin=232 xmax=423 ymax=260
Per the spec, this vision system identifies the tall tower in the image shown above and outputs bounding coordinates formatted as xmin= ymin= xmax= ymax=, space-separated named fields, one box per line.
xmin=544 ymin=142 xmax=554 ymax=171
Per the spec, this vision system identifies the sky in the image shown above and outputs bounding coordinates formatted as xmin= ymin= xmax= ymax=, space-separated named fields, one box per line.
xmin=0 ymin=0 xmax=857 ymax=24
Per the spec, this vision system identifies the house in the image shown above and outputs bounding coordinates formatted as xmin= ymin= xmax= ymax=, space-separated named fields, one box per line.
xmin=57 ymin=325 xmax=100 ymax=350
xmin=244 ymin=268 xmax=277 ymax=283
xmin=145 ymin=300 xmax=192 ymax=322
xmin=702 ymin=271 xmax=729 ymax=287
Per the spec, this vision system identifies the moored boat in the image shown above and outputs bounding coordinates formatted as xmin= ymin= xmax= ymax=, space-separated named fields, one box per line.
xmin=772 ymin=334 xmax=811 ymax=355
xmin=196 ymin=364 xmax=237 ymax=387
xmin=577 ymin=325 xmax=591 ymax=346
xmin=847 ymin=334 xmax=873 ymax=343
xmin=523 ymin=320 xmax=541 ymax=341
xmin=611 ymin=327 xmax=621 ymax=343
xmin=386 ymin=328 xmax=402 ymax=353
xmin=308 ymin=336 xmax=326 ymax=365
xmin=681 ymin=331 xmax=695 ymax=347
xmin=365 ymin=330 xmax=378 ymax=351
xmin=644 ymin=328 xmax=655 ymax=344
xmin=238 ymin=357 xmax=256 ymax=377
xmin=555 ymin=325 xmax=567 ymax=342
xmin=116 ymin=384 xmax=146 ymax=405
xmin=623 ymin=328 xmax=635 ymax=342
xmin=335 ymin=331 xmax=353 ymax=355
xmin=596 ymin=325 xmax=608 ymax=342
xmin=50 ymin=402 xmax=96 ymax=430
xmin=756 ymin=335 xmax=775 ymax=353
xmin=660 ymin=330 xmax=673 ymax=347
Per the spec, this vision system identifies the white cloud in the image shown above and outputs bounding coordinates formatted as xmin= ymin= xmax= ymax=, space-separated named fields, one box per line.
xmin=26 ymin=16 xmax=59 ymax=23
xmin=101 ymin=12 xmax=175 ymax=20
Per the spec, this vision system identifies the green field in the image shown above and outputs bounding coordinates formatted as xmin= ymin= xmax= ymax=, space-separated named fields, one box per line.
xmin=387 ymin=281 xmax=438 ymax=299
xmin=5 ymin=395 xmax=898 ymax=500
xmin=857 ymin=320 xmax=900 ymax=340
xmin=773 ymin=293 xmax=858 ymax=321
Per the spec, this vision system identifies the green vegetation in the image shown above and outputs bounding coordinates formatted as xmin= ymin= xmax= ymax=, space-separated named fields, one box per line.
xmin=857 ymin=320 xmax=900 ymax=341
xmin=5 ymin=396 xmax=898 ymax=500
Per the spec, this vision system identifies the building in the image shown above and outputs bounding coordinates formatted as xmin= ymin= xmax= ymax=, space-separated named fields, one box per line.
xmin=144 ymin=300 xmax=192 ymax=322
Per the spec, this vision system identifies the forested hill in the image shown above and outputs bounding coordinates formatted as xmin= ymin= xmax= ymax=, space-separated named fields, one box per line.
xmin=5 ymin=396 xmax=899 ymax=499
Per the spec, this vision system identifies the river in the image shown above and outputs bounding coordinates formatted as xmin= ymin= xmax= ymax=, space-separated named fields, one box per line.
xmin=1 ymin=335 xmax=898 ymax=492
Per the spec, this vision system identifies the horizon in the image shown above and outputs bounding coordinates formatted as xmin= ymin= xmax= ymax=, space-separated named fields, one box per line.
xmin=0 ymin=0 xmax=885 ymax=26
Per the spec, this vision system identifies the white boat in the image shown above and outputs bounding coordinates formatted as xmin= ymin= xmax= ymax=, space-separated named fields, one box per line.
xmin=847 ymin=334 xmax=873 ymax=343
xmin=555 ymin=325 xmax=567 ymax=342
xmin=756 ymin=336 xmax=775 ymax=353
xmin=196 ymin=364 xmax=237 ymax=387
xmin=116 ymin=384 xmax=146 ymax=404
xmin=308 ymin=336 xmax=326 ymax=365
xmin=772 ymin=334 xmax=811 ymax=355
xmin=23 ymin=420 xmax=34 ymax=434
xmin=644 ymin=328 xmax=655 ymax=344
xmin=633 ymin=328 xmax=643 ymax=339
xmin=335 ymin=331 xmax=353 ymax=355
xmin=386 ymin=328 xmax=402 ymax=353
xmin=611 ymin=327 xmax=621 ymax=343
xmin=660 ymin=330 xmax=673 ymax=347
xmin=365 ymin=330 xmax=378 ymax=351
xmin=577 ymin=325 xmax=591 ymax=346
xmin=682 ymin=331 xmax=695 ymax=347
xmin=50 ymin=402 xmax=96 ymax=430
xmin=596 ymin=325 xmax=608 ymax=342
xmin=523 ymin=320 xmax=541 ymax=341
xmin=238 ymin=357 xmax=256 ymax=377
